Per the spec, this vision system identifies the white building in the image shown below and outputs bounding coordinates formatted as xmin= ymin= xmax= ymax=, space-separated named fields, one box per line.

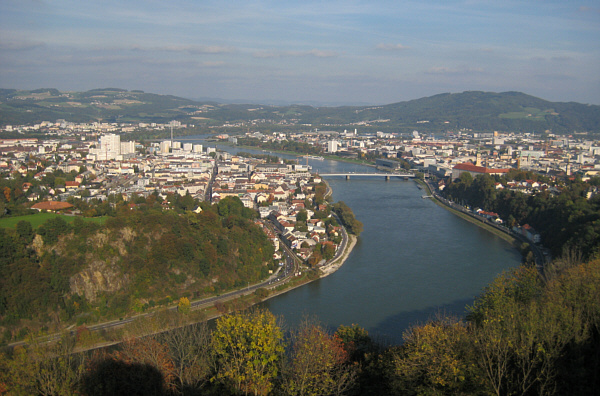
xmin=160 ymin=140 xmax=172 ymax=154
xmin=90 ymin=133 xmax=121 ymax=161
xmin=327 ymin=140 xmax=338 ymax=153
xmin=120 ymin=141 xmax=136 ymax=155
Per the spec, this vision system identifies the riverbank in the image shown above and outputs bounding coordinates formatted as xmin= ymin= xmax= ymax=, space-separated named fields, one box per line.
xmin=64 ymin=228 xmax=359 ymax=354
xmin=320 ymin=235 xmax=357 ymax=277
xmin=420 ymin=179 xmax=519 ymax=247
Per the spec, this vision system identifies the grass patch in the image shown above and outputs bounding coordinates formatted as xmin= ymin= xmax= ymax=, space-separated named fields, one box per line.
xmin=498 ymin=107 xmax=547 ymax=120
xmin=0 ymin=213 xmax=108 ymax=229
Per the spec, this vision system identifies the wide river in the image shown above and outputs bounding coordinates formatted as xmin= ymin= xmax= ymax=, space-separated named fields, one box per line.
xmin=182 ymin=138 xmax=521 ymax=343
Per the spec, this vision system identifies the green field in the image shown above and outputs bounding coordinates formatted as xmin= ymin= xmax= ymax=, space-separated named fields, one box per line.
xmin=498 ymin=107 xmax=551 ymax=120
xmin=0 ymin=213 xmax=107 ymax=229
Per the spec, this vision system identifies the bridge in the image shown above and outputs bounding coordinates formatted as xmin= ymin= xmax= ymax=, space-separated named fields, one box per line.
xmin=319 ymin=172 xmax=415 ymax=180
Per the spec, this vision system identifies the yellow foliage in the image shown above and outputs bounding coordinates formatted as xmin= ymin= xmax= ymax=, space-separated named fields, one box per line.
xmin=178 ymin=297 xmax=191 ymax=314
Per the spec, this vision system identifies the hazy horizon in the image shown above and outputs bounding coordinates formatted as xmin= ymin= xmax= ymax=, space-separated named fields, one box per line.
xmin=1 ymin=1 xmax=599 ymax=105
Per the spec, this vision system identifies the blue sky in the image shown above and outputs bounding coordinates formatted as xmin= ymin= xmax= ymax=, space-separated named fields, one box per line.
xmin=1 ymin=0 xmax=599 ymax=105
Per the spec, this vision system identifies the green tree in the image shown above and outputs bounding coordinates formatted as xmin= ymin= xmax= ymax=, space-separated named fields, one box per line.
xmin=16 ymin=220 xmax=34 ymax=244
xmin=211 ymin=309 xmax=284 ymax=395
xmin=296 ymin=209 xmax=308 ymax=223
xmin=332 ymin=201 xmax=363 ymax=236
xmin=467 ymin=266 xmax=584 ymax=395
xmin=37 ymin=216 xmax=70 ymax=245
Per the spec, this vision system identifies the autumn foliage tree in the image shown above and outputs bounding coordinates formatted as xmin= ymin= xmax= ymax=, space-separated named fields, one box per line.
xmin=211 ymin=309 xmax=284 ymax=395
xmin=2 ymin=333 xmax=84 ymax=396
xmin=393 ymin=318 xmax=483 ymax=395
xmin=281 ymin=317 xmax=356 ymax=396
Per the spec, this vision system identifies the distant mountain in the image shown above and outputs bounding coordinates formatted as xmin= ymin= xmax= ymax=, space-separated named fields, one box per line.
xmin=1 ymin=88 xmax=598 ymax=134
xmin=189 ymin=96 xmax=376 ymax=107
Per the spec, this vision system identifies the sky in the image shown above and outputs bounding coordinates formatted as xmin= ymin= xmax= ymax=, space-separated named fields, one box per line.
xmin=1 ymin=0 xmax=599 ymax=106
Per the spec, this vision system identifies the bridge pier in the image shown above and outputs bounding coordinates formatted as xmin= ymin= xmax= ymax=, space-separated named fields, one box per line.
xmin=346 ymin=175 xmax=350 ymax=180
xmin=385 ymin=175 xmax=390 ymax=181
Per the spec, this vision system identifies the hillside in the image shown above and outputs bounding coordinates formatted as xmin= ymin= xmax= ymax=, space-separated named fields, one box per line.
xmin=0 ymin=88 xmax=215 ymax=126
xmin=1 ymin=88 xmax=599 ymax=134
xmin=0 ymin=197 xmax=274 ymax=340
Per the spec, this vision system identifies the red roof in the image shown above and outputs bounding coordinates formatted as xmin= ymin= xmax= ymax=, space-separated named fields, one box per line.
xmin=453 ymin=163 xmax=509 ymax=174
xmin=31 ymin=201 xmax=74 ymax=211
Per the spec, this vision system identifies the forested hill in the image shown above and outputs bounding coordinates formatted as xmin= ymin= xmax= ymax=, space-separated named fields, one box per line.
xmin=0 ymin=197 xmax=275 ymax=335
xmin=373 ymin=91 xmax=600 ymax=134
xmin=1 ymin=88 xmax=599 ymax=134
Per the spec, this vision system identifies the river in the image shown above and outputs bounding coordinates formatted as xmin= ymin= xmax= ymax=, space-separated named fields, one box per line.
xmin=180 ymin=138 xmax=522 ymax=343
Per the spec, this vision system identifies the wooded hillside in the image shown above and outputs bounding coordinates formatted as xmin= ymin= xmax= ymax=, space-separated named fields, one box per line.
xmin=0 ymin=197 xmax=274 ymax=342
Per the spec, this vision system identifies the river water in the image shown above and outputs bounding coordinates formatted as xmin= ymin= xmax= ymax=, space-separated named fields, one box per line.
xmin=181 ymin=138 xmax=521 ymax=343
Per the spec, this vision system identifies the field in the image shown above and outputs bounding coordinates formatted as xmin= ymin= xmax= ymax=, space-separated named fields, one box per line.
xmin=0 ymin=213 xmax=107 ymax=229
xmin=498 ymin=107 xmax=553 ymax=120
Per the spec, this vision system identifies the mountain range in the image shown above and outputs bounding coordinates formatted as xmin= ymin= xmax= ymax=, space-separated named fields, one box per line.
xmin=1 ymin=88 xmax=599 ymax=134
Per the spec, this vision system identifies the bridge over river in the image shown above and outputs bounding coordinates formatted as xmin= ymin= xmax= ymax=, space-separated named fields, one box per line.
xmin=319 ymin=172 xmax=415 ymax=180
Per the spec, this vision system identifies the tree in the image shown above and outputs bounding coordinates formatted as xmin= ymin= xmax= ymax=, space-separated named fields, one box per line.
xmin=332 ymin=201 xmax=363 ymax=236
xmin=296 ymin=209 xmax=308 ymax=223
xmin=177 ymin=297 xmax=191 ymax=315
xmin=467 ymin=266 xmax=581 ymax=396
xmin=394 ymin=318 xmax=483 ymax=395
xmin=211 ymin=309 xmax=284 ymax=395
xmin=159 ymin=320 xmax=212 ymax=391
xmin=281 ymin=317 xmax=356 ymax=396
xmin=4 ymin=333 xmax=84 ymax=395
xmin=16 ymin=220 xmax=34 ymax=244
xmin=37 ymin=216 xmax=70 ymax=245
xmin=335 ymin=324 xmax=376 ymax=363
xmin=54 ymin=177 xmax=66 ymax=188
xmin=113 ymin=337 xmax=177 ymax=391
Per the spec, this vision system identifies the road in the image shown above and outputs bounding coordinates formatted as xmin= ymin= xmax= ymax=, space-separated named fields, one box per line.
xmin=424 ymin=179 xmax=549 ymax=272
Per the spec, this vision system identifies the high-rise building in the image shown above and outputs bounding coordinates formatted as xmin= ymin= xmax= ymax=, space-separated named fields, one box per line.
xmin=101 ymin=133 xmax=120 ymax=154
xmin=93 ymin=133 xmax=121 ymax=160
xmin=120 ymin=141 xmax=135 ymax=155
xmin=327 ymin=140 xmax=338 ymax=153
xmin=160 ymin=140 xmax=172 ymax=154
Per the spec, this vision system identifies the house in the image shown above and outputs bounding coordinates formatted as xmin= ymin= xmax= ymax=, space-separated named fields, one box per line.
xmin=65 ymin=181 xmax=80 ymax=190
xmin=513 ymin=224 xmax=541 ymax=244
xmin=477 ymin=209 xmax=502 ymax=223
xmin=31 ymin=201 xmax=74 ymax=212
xmin=452 ymin=163 xmax=510 ymax=180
